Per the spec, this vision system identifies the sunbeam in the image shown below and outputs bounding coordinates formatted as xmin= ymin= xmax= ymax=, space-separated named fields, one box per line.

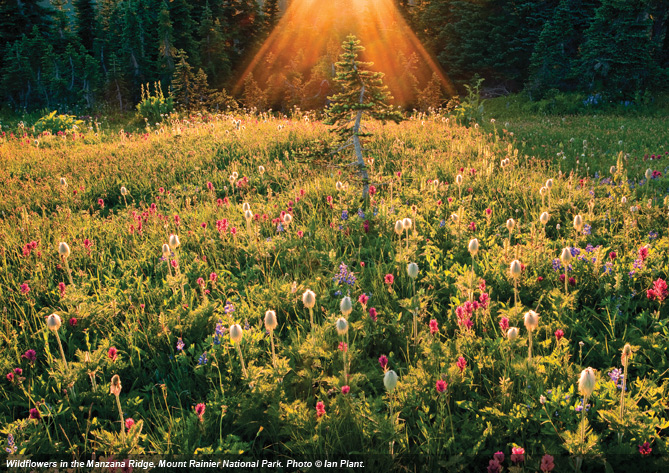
xmin=234 ymin=0 xmax=455 ymax=108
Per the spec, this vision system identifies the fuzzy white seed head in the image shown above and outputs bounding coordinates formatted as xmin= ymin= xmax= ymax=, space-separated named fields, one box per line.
xmin=540 ymin=212 xmax=550 ymax=225
xmin=507 ymin=327 xmax=519 ymax=340
xmin=60 ymin=177 xmax=67 ymax=188
xmin=468 ymin=238 xmax=479 ymax=257
xmin=573 ymin=214 xmax=584 ymax=232
xmin=509 ymin=260 xmax=522 ymax=279
xmin=407 ymin=263 xmax=419 ymax=279
xmin=402 ymin=218 xmax=412 ymax=230
xmin=162 ymin=243 xmax=170 ymax=258
xmin=340 ymin=296 xmax=352 ymax=316
xmin=58 ymin=242 xmax=71 ymax=258
xmin=645 ymin=169 xmax=653 ymax=180
xmin=456 ymin=174 xmax=463 ymax=185
xmin=242 ymin=202 xmax=251 ymax=212
xmin=578 ymin=367 xmax=596 ymax=397
xmin=560 ymin=247 xmax=572 ymax=264
xmin=394 ymin=220 xmax=404 ymax=235
xmin=169 ymin=234 xmax=180 ymax=248
xmin=384 ymin=370 xmax=398 ymax=391
xmin=524 ymin=310 xmax=539 ymax=332
xmin=259 ymin=165 xmax=265 ymax=175
xmin=264 ymin=310 xmax=278 ymax=331
xmin=451 ymin=213 xmax=459 ymax=223
xmin=506 ymin=218 xmax=515 ymax=232
xmin=335 ymin=317 xmax=349 ymax=335
xmin=283 ymin=213 xmax=292 ymax=225
xmin=545 ymin=178 xmax=553 ymax=189
xmin=336 ymin=181 xmax=343 ymax=191
xmin=302 ymin=290 xmax=316 ymax=309
xmin=121 ymin=186 xmax=128 ymax=196
xmin=230 ymin=324 xmax=243 ymax=343
xmin=244 ymin=210 xmax=253 ymax=222
xmin=46 ymin=313 xmax=62 ymax=331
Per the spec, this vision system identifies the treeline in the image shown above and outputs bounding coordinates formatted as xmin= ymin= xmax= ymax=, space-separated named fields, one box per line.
xmin=0 ymin=0 xmax=279 ymax=112
xmin=406 ymin=0 xmax=669 ymax=100
xmin=1 ymin=0 xmax=667 ymax=114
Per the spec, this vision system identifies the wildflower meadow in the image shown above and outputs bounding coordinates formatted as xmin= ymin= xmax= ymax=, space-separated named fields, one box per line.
xmin=1 ymin=107 xmax=668 ymax=471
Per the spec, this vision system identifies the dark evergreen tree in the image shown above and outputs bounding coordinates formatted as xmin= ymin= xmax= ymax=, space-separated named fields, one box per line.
xmin=192 ymin=67 xmax=214 ymax=108
xmin=73 ymin=0 xmax=97 ymax=52
xmin=0 ymin=0 xmax=50 ymax=47
xmin=422 ymin=0 xmax=558 ymax=89
xmin=262 ymin=0 xmax=281 ymax=34
xmin=648 ymin=0 xmax=669 ymax=71
xmin=325 ymin=35 xmax=403 ymax=200
xmin=1 ymin=37 xmax=33 ymax=109
xmin=171 ymin=50 xmax=196 ymax=110
xmin=198 ymin=3 xmax=230 ymax=87
xmin=157 ymin=3 xmax=177 ymax=83
xmin=120 ymin=0 xmax=154 ymax=95
xmin=579 ymin=0 xmax=657 ymax=97
xmin=168 ymin=0 xmax=199 ymax=67
xmin=104 ymin=51 xmax=130 ymax=111
xmin=222 ymin=0 xmax=260 ymax=63
xmin=528 ymin=0 xmax=600 ymax=96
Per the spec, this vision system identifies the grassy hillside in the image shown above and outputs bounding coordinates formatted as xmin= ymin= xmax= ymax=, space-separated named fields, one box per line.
xmin=1 ymin=112 xmax=668 ymax=470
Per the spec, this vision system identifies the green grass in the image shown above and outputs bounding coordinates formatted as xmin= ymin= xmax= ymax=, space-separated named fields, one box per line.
xmin=484 ymin=93 xmax=669 ymax=172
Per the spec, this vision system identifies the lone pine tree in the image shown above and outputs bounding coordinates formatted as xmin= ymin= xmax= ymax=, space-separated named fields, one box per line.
xmin=325 ymin=35 xmax=402 ymax=200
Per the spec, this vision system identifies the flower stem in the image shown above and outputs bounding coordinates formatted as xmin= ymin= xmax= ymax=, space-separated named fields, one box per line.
xmin=412 ymin=279 xmax=417 ymax=343
xmin=580 ymin=394 xmax=589 ymax=454
xmin=620 ymin=362 xmax=628 ymax=429
xmin=115 ymin=394 xmax=125 ymax=440
xmin=446 ymin=396 xmax=455 ymax=455
xmin=470 ymin=257 xmax=475 ymax=301
xmin=270 ymin=331 xmax=276 ymax=368
xmin=63 ymin=257 xmax=73 ymax=286
xmin=236 ymin=343 xmax=248 ymax=378
xmin=55 ymin=333 xmax=68 ymax=370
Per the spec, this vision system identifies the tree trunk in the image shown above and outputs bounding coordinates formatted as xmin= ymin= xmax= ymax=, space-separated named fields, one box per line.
xmin=352 ymin=84 xmax=369 ymax=200
xmin=115 ymin=79 xmax=123 ymax=111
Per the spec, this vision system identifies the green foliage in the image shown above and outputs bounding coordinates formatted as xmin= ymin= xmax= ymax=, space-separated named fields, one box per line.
xmin=579 ymin=0 xmax=658 ymax=99
xmin=451 ymin=77 xmax=486 ymax=126
xmin=241 ymin=74 xmax=268 ymax=111
xmin=136 ymin=83 xmax=174 ymax=123
xmin=33 ymin=110 xmax=84 ymax=134
xmin=416 ymin=73 xmax=446 ymax=112
xmin=528 ymin=0 xmax=599 ymax=98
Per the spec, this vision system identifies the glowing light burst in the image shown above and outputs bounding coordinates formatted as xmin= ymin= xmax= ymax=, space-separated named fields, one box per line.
xmin=234 ymin=0 xmax=454 ymax=107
